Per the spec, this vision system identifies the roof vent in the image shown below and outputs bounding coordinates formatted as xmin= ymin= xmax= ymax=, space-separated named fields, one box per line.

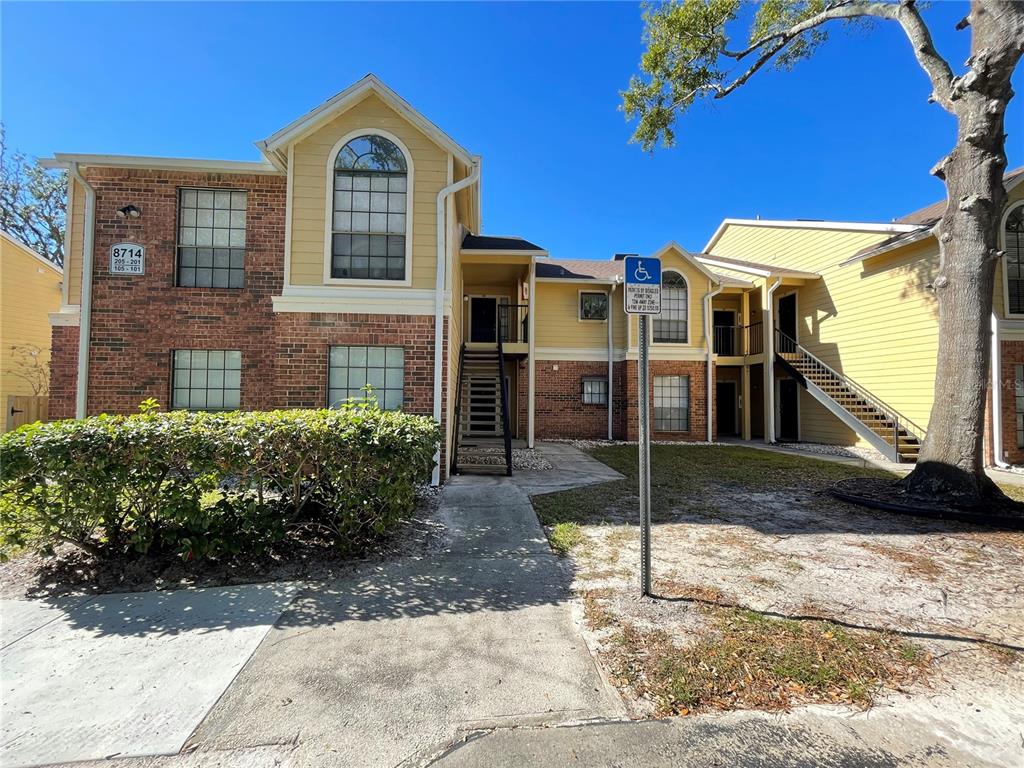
xmin=613 ymin=253 xmax=638 ymax=261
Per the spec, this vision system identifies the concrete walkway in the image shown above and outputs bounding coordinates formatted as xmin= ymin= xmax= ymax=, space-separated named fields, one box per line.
xmin=185 ymin=468 xmax=622 ymax=766
xmin=1 ymin=584 xmax=299 ymax=768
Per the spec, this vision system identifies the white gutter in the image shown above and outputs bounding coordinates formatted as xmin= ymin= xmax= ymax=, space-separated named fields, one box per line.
xmin=703 ymin=282 xmax=724 ymax=442
xmin=764 ymin=277 xmax=782 ymax=444
xmin=70 ymin=163 xmax=96 ymax=419
xmin=432 ymin=159 xmax=481 ymax=486
xmin=991 ymin=312 xmax=1011 ymax=468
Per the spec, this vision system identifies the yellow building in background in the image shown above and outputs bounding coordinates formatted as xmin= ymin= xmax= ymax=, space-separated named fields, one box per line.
xmin=0 ymin=230 xmax=63 ymax=430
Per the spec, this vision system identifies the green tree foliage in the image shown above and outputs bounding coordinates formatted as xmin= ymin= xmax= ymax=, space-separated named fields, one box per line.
xmin=0 ymin=124 xmax=66 ymax=265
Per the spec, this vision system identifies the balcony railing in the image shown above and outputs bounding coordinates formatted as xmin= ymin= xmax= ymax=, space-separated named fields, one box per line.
xmin=498 ymin=303 xmax=529 ymax=344
xmin=712 ymin=321 xmax=763 ymax=356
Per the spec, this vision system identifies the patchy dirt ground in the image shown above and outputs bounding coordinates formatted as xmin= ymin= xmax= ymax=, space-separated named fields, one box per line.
xmin=533 ymin=444 xmax=1024 ymax=767
xmin=0 ymin=488 xmax=444 ymax=600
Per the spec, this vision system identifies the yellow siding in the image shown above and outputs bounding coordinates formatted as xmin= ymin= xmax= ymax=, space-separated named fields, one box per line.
xmin=65 ymin=177 xmax=85 ymax=305
xmin=534 ymin=282 xmax=614 ymax=349
xmin=289 ymin=93 xmax=449 ymax=288
xmin=626 ymin=249 xmax=711 ymax=354
xmin=1 ymin=236 xmax=63 ymax=422
xmin=712 ymin=224 xmax=938 ymax=445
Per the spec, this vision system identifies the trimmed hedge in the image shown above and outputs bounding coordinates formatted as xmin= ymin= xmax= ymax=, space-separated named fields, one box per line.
xmin=0 ymin=401 xmax=439 ymax=562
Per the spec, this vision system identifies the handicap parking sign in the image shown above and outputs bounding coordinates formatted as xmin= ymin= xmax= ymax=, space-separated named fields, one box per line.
xmin=624 ymin=256 xmax=662 ymax=315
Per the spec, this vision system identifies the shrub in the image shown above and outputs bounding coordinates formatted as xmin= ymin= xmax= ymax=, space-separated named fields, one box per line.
xmin=0 ymin=402 xmax=439 ymax=562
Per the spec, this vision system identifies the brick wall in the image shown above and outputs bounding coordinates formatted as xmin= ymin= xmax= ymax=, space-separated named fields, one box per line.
xmin=48 ymin=167 xmax=448 ymax=477
xmin=532 ymin=359 xmax=627 ymax=440
xmin=999 ymin=340 xmax=1024 ymax=464
xmin=48 ymin=324 xmax=78 ymax=420
xmin=623 ymin=359 xmax=713 ymax=442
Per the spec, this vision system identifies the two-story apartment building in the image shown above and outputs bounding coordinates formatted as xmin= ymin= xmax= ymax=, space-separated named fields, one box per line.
xmin=43 ymin=75 xmax=1024 ymax=481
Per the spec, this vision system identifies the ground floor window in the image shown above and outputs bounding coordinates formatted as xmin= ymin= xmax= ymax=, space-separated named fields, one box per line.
xmin=172 ymin=350 xmax=241 ymax=410
xmin=1016 ymin=364 xmax=1024 ymax=448
xmin=329 ymin=345 xmax=404 ymax=410
xmin=654 ymin=375 xmax=690 ymax=432
xmin=582 ymin=376 xmax=608 ymax=405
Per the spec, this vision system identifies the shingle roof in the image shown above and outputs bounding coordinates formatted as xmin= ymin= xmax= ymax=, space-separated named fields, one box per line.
xmin=535 ymin=259 xmax=623 ymax=280
xmin=845 ymin=166 xmax=1024 ymax=265
xmin=697 ymin=253 xmax=819 ymax=278
xmin=462 ymin=234 xmax=545 ymax=252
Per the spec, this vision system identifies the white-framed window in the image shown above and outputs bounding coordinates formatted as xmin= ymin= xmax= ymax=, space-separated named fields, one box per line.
xmin=330 ymin=134 xmax=409 ymax=282
xmin=172 ymin=350 xmax=241 ymax=411
xmin=1015 ymin=364 xmax=1024 ymax=449
xmin=582 ymin=377 xmax=608 ymax=405
xmin=1004 ymin=203 xmax=1024 ymax=315
xmin=653 ymin=271 xmax=688 ymax=343
xmin=329 ymin=345 xmax=404 ymax=410
xmin=177 ymin=189 xmax=247 ymax=288
xmin=579 ymin=291 xmax=609 ymax=321
xmin=654 ymin=375 xmax=690 ymax=432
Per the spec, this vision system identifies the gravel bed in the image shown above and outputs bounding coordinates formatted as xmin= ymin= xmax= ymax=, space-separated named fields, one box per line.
xmin=462 ymin=448 xmax=554 ymax=470
xmin=775 ymin=441 xmax=889 ymax=463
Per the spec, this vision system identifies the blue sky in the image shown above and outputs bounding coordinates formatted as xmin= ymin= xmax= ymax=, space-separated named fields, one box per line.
xmin=3 ymin=1 xmax=1021 ymax=259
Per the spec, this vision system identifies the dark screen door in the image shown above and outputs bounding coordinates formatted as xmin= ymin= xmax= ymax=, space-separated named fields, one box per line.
xmin=778 ymin=379 xmax=799 ymax=441
xmin=470 ymin=298 xmax=498 ymax=343
xmin=777 ymin=294 xmax=797 ymax=343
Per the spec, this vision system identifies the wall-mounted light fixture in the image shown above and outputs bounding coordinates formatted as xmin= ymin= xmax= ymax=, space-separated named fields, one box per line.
xmin=116 ymin=205 xmax=141 ymax=219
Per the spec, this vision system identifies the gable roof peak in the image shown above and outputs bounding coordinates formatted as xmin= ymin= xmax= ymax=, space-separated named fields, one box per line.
xmin=256 ymin=74 xmax=476 ymax=170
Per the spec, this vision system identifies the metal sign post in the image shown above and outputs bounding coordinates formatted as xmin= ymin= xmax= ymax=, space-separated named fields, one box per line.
xmin=623 ymin=256 xmax=661 ymax=598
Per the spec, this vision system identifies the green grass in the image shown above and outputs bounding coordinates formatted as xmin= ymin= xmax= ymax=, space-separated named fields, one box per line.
xmin=533 ymin=444 xmax=897 ymax=527
xmin=547 ymin=521 xmax=584 ymax=556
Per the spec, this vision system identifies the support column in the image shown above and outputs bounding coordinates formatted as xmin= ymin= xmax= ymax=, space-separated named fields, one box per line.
xmin=527 ymin=259 xmax=536 ymax=449
xmin=741 ymin=289 xmax=752 ymax=441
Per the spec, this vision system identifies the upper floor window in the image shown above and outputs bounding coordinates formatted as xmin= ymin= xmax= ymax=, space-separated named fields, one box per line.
xmin=579 ymin=291 xmax=609 ymax=321
xmin=653 ymin=271 xmax=688 ymax=343
xmin=177 ymin=189 xmax=246 ymax=288
xmin=331 ymin=134 xmax=409 ymax=282
xmin=1006 ymin=203 xmax=1024 ymax=314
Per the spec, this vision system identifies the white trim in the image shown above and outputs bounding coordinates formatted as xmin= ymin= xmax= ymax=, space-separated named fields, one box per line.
xmin=69 ymin=162 xmax=96 ymax=420
xmin=322 ymin=129 xmax=414 ymax=288
xmin=259 ymin=74 xmax=475 ymax=167
xmin=536 ymin=276 xmax=615 ymax=285
xmin=697 ymin=255 xmax=819 ymax=280
xmin=578 ymin=288 xmax=610 ymax=323
xmin=49 ymin=309 xmax=80 ymax=326
xmin=272 ymin=294 xmax=444 ymax=315
xmin=625 ymin=346 xmax=708 ymax=362
xmin=0 ymin=230 xmax=63 ymax=274
xmin=535 ymin=346 xmax=628 ymax=362
xmin=528 ymin=260 xmax=536 ymax=449
xmin=997 ymin=318 xmax=1024 ymax=340
xmin=283 ymin=144 xmax=295 ymax=289
xmin=1000 ymin=200 xmax=1024 ymax=319
xmin=764 ymin=277 xmax=782 ymax=444
xmin=704 ymin=279 xmax=724 ymax=441
xmin=836 ymin=227 xmax=934 ymax=267
xmin=42 ymin=153 xmax=279 ymax=176
xmin=650 ymin=241 xmax=722 ymax=284
xmin=461 ymin=249 xmax=549 ymax=257
xmin=991 ymin=313 xmax=1009 ymax=467
xmin=63 ymin=177 xmax=75 ymax=305
xmin=702 ymin=218 xmax=921 ymax=253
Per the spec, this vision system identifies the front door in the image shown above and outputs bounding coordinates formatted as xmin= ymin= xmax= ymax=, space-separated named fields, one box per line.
xmin=777 ymin=293 xmax=797 ymax=344
xmin=470 ymin=297 xmax=498 ymax=343
xmin=713 ymin=310 xmax=736 ymax=355
xmin=778 ymin=379 xmax=799 ymax=441
xmin=715 ymin=381 xmax=737 ymax=436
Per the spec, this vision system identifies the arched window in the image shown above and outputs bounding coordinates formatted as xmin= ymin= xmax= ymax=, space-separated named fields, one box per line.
xmin=330 ymin=134 xmax=409 ymax=281
xmin=654 ymin=271 xmax=688 ymax=343
xmin=1005 ymin=202 xmax=1024 ymax=314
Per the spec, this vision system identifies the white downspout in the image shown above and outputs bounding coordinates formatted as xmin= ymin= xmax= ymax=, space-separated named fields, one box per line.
xmin=431 ymin=159 xmax=481 ymax=486
xmin=704 ymin=281 xmax=724 ymax=442
xmin=991 ymin=312 xmax=1010 ymax=468
xmin=764 ymin=277 xmax=782 ymax=444
xmin=70 ymin=162 xmax=96 ymax=419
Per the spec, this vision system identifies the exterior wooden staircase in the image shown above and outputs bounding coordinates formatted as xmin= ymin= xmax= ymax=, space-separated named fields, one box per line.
xmin=450 ymin=343 xmax=513 ymax=476
xmin=774 ymin=329 xmax=925 ymax=463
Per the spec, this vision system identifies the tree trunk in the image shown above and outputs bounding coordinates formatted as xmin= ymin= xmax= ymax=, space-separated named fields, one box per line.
xmin=901 ymin=0 xmax=1024 ymax=504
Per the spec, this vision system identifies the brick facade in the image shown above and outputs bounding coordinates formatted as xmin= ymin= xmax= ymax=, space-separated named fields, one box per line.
xmin=532 ymin=360 xmax=627 ymax=440
xmin=48 ymin=324 xmax=78 ymax=420
xmin=624 ymin=359 xmax=713 ymax=442
xmin=48 ymin=167 xmax=449 ymax=477
xmin=999 ymin=340 xmax=1024 ymax=464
